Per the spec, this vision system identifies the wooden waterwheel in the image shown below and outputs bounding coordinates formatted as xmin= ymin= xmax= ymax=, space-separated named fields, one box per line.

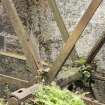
xmin=0 ymin=0 xmax=105 ymax=105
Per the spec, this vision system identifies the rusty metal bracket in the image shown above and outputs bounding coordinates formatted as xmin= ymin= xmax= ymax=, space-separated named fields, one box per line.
xmin=47 ymin=0 xmax=69 ymax=41
xmin=8 ymin=84 xmax=41 ymax=105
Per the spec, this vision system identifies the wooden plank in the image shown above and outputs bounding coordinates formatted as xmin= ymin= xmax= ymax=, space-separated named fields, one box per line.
xmin=47 ymin=0 xmax=102 ymax=83
xmin=82 ymin=97 xmax=105 ymax=105
xmin=48 ymin=0 xmax=78 ymax=61
xmin=0 ymin=51 xmax=50 ymax=69
xmin=0 ymin=51 xmax=26 ymax=60
xmin=0 ymin=74 xmax=29 ymax=88
xmin=86 ymin=32 xmax=105 ymax=63
xmin=48 ymin=0 xmax=69 ymax=41
xmin=1 ymin=0 xmax=43 ymax=75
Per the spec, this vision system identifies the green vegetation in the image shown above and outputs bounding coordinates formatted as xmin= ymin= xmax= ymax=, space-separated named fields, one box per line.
xmin=73 ymin=57 xmax=92 ymax=87
xmin=0 ymin=99 xmax=6 ymax=105
xmin=32 ymin=85 xmax=86 ymax=105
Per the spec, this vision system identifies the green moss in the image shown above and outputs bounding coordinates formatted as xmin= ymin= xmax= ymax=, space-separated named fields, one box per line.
xmin=32 ymin=85 xmax=86 ymax=105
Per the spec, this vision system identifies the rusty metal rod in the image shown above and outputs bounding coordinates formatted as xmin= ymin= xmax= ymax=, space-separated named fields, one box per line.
xmin=82 ymin=97 xmax=105 ymax=105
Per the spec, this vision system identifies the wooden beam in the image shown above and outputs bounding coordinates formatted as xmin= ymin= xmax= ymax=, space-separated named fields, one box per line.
xmin=48 ymin=0 xmax=69 ymax=41
xmin=47 ymin=0 xmax=102 ymax=83
xmin=0 ymin=51 xmax=26 ymax=60
xmin=0 ymin=74 xmax=29 ymax=88
xmin=86 ymin=32 xmax=105 ymax=63
xmin=1 ymin=0 xmax=43 ymax=75
xmin=0 ymin=51 xmax=50 ymax=70
xmin=82 ymin=97 xmax=105 ymax=105
xmin=47 ymin=0 xmax=78 ymax=61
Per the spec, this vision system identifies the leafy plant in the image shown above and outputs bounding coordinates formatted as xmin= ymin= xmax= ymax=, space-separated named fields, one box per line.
xmin=73 ymin=57 xmax=92 ymax=87
xmin=73 ymin=57 xmax=86 ymax=67
xmin=32 ymin=85 xmax=86 ymax=105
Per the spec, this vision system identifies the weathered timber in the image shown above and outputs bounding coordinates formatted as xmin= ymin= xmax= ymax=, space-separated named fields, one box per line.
xmin=47 ymin=0 xmax=78 ymax=61
xmin=0 ymin=74 xmax=29 ymax=88
xmin=47 ymin=0 xmax=69 ymax=41
xmin=82 ymin=97 xmax=105 ymax=105
xmin=86 ymin=32 xmax=105 ymax=63
xmin=0 ymin=51 xmax=50 ymax=68
xmin=1 ymin=0 xmax=43 ymax=76
xmin=47 ymin=0 xmax=102 ymax=83
xmin=0 ymin=51 xmax=26 ymax=60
